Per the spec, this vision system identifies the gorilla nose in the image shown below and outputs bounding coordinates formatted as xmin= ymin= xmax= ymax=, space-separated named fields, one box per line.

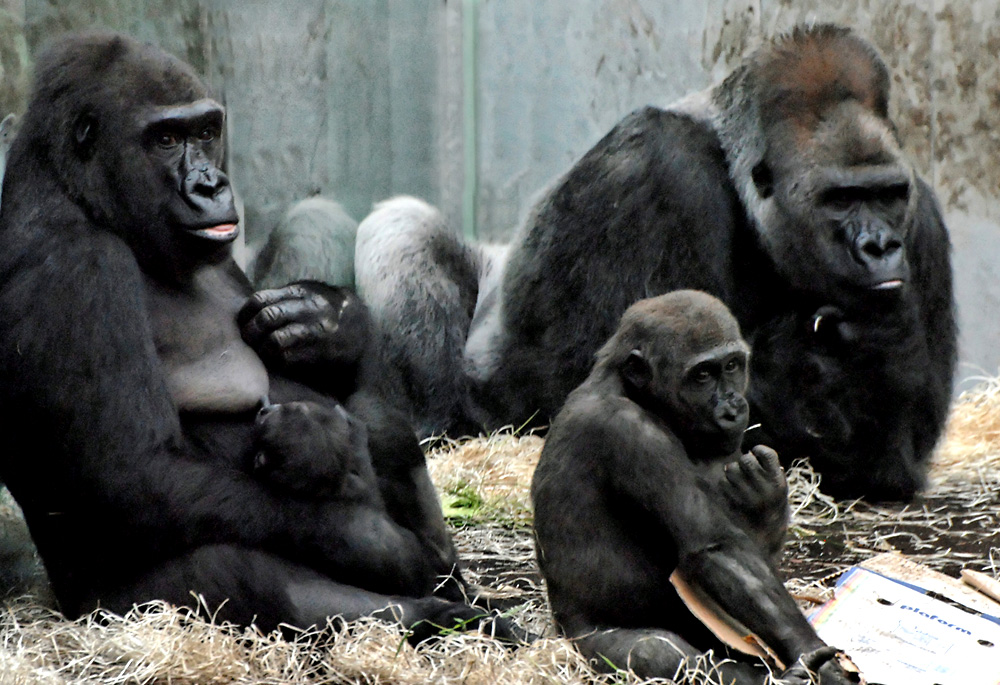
xmin=188 ymin=166 xmax=228 ymax=198
xmin=854 ymin=227 xmax=902 ymax=266
xmin=715 ymin=395 xmax=748 ymax=427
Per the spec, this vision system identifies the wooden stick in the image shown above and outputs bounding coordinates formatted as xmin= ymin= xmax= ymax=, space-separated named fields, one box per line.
xmin=961 ymin=569 xmax=1000 ymax=605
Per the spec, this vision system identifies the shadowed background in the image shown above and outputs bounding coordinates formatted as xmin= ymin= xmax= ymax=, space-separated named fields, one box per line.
xmin=0 ymin=0 xmax=997 ymax=392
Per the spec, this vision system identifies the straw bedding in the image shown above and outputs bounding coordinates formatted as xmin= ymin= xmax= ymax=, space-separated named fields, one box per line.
xmin=0 ymin=381 xmax=996 ymax=685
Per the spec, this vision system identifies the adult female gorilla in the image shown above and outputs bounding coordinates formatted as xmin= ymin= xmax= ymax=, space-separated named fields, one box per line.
xmin=0 ymin=32 xmax=513 ymax=641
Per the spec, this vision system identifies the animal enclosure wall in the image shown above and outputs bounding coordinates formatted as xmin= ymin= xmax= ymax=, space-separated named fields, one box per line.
xmin=0 ymin=0 xmax=998 ymax=391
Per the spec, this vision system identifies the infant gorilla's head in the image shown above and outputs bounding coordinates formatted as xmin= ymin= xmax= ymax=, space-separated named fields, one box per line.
xmin=253 ymin=400 xmax=358 ymax=498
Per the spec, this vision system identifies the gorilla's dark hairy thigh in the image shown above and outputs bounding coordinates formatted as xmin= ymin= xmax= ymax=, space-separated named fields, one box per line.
xmin=0 ymin=32 xmax=517 ymax=640
xmin=357 ymin=25 xmax=955 ymax=501
xmin=532 ymin=291 xmax=859 ymax=684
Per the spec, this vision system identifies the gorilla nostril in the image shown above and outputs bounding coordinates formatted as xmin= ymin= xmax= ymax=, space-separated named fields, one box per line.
xmin=862 ymin=240 xmax=885 ymax=258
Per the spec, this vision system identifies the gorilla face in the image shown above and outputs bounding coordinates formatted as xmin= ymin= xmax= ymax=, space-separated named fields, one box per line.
xmin=28 ymin=33 xmax=239 ymax=277
xmin=132 ymin=98 xmax=239 ymax=265
xmin=748 ymin=31 xmax=914 ymax=307
xmin=79 ymin=96 xmax=239 ymax=274
xmin=670 ymin=341 xmax=750 ymax=457
xmin=614 ymin=291 xmax=751 ymax=460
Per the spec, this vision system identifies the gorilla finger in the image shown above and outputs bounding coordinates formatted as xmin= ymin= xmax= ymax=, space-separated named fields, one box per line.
xmin=775 ymin=647 xmax=840 ymax=685
xmin=750 ymin=445 xmax=782 ymax=473
xmin=244 ymin=300 xmax=318 ymax=343
xmin=267 ymin=323 xmax=314 ymax=354
xmin=237 ymin=284 xmax=312 ymax=328
xmin=751 ymin=445 xmax=786 ymax=486
xmin=738 ymin=451 xmax=768 ymax=477
xmin=723 ymin=466 xmax=759 ymax=501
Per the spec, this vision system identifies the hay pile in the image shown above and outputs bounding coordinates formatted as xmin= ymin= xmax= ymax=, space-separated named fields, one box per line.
xmin=0 ymin=383 xmax=998 ymax=684
xmin=932 ymin=375 xmax=1000 ymax=487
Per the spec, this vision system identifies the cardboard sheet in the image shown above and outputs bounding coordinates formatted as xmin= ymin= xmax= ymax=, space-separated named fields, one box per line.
xmin=809 ymin=566 xmax=1000 ymax=685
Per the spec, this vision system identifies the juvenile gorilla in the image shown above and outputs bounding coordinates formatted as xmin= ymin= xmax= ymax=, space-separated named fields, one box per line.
xmin=532 ymin=291 xmax=858 ymax=684
xmin=0 ymin=32 xmax=508 ymax=639
xmin=356 ymin=25 xmax=955 ymax=500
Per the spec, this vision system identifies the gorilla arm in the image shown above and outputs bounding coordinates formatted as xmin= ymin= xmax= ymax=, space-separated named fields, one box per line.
xmin=0 ymin=225 xmax=432 ymax=596
xmin=599 ymin=405 xmax=825 ymax=668
xmin=906 ymin=180 xmax=956 ymax=460
xmin=722 ymin=445 xmax=791 ymax=563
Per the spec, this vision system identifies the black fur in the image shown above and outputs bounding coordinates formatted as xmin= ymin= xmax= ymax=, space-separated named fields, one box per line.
xmin=357 ymin=26 xmax=955 ymax=500
xmin=0 ymin=32 xmax=518 ymax=640
xmin=532 ymin=292 xmax=856 ymax=683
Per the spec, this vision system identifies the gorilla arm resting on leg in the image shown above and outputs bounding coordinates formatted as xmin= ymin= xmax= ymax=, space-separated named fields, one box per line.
xmin=532 ymin=292 xmax=857 ymax=683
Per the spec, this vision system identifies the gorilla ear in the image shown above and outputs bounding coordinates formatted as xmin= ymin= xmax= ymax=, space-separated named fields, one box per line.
xmin=622 ymin=349 xmax=652 ymax=392
xmin=751 ymin=161 xmax=774 ymax=199
xmin=72 ymin=112 xmax=99 ymax=160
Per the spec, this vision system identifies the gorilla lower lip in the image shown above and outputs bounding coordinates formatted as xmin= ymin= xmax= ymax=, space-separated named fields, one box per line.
xmin=192 ymin=223 xmax=239 ymax=241
xmin=872 ymin=280 xmax=903 ymax=290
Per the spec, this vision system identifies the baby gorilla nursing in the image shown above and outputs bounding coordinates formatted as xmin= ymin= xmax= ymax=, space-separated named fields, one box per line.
xmin=253 ymin=400 xmax=365 ymax=500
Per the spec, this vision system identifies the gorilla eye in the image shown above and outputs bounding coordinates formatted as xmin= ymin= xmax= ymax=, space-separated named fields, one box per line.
xmin=693 ymin=369 xmax=713 ymax=384
xmin=157 ymin=132 xmax=181 ymax=148
xmin=198 ymin=128 xmax=217 ymax=142
xmin=724 ymin=359 xmax=740 ymax=373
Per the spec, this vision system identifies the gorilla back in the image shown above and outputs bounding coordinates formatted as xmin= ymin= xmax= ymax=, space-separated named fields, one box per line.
xmin=358 ymin=25 xmax=955 ymax=500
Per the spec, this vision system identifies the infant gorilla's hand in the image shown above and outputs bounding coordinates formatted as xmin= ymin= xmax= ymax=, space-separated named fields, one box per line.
xmin=253 ymin=400 xmax=355 ymax=498
xmin=722 ymin=445 xmax=787 ymax=520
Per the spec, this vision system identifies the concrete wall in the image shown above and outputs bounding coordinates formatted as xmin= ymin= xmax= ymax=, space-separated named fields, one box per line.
xmin=3 ymin=0 xmax=999 ymax=390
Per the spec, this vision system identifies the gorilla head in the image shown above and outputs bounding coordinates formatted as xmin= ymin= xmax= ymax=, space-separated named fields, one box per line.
xmin=16 ymin=33 xmax=238 ymax=277
xmin=718 ymin=25 xmax=915 ymax=308
xmin=253 ymin=400 xmax=361 ymax=500
xmin=596 ymin=291 xmax=751 ymax=458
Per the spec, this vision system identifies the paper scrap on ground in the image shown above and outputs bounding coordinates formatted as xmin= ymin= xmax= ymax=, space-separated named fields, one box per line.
xmin=809 ymin=566 xmax=1000 ymax=685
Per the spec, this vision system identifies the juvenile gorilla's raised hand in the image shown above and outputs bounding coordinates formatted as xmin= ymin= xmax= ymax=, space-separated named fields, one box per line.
xmin=238 ymin=281 xmax=370 ymax=391
xmin=722 ymin=445 xmax=789 ymax=557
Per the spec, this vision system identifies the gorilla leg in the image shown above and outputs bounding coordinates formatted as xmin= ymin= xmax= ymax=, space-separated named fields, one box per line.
xmin=251 ymin=197 xmax=359 ymax=289
xmin=347 ymin=389 xmax=464 ymax=600
xmin=355 ymin=196 xmax=484 ymax=437
xmin=91 ymin=544 xmax=511 ymax=641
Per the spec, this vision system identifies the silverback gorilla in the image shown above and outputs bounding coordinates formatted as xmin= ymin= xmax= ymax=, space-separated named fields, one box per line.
xmin=356 ymin=25 xmax=955 ymax=500
xmin=532 ymin=291 xmax=859 ymax=683
xmin=0 ymin=32 xmax=516 ymax=639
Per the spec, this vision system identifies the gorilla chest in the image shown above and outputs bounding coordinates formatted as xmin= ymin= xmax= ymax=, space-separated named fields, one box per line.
xmin=145 ymin=268 xmax=269 ymax=412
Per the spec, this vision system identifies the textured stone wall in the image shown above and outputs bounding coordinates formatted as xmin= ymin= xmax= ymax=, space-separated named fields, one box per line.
xmin=3 ymin=0 xmax=999 ymax=387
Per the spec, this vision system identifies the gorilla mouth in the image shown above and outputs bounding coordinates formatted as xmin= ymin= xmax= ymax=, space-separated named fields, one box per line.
xmin=871 ymin=279 xmax=904 ymax=290
xmin=189 ymin=223 xmax=240 ymax=242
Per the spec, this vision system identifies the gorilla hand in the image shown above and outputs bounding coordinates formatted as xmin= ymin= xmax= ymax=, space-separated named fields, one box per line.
xmin=777 ymin=647 xmax=862 ymax=685
xmin=722 ymin=445 xmax=790 ymax=556
xmin=238 ymin=281 xmax=370 ymax=393
xmin=723 ymin=445 xmax=787 ymax=519
xmin=810 ymin=306 xmax=860 ymax=349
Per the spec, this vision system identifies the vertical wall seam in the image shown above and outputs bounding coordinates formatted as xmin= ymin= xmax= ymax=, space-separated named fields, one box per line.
xmin=462 ymin=0 xmax=478 ymax=240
